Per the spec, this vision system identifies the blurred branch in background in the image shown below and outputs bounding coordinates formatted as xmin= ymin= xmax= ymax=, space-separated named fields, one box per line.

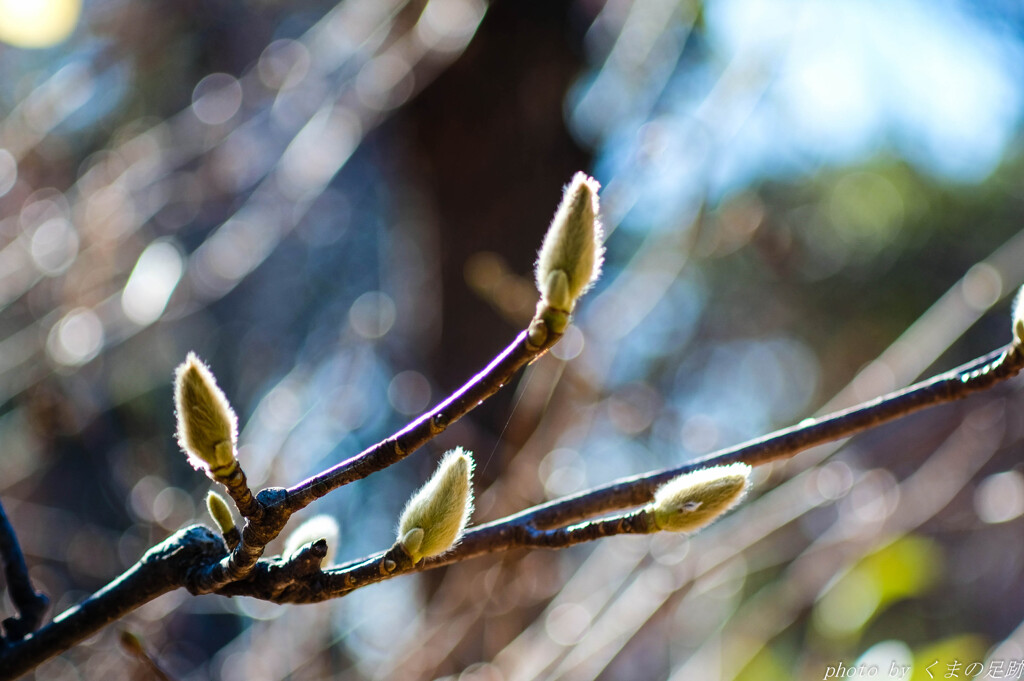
xmin=2 ymin=0 xmax=1024 ymax=679
xmin=0 ymin=498 xmax=49 ymax=640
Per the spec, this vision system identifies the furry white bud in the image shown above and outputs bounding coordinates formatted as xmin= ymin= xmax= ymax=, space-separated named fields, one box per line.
xmin=535 ymin=172 xmax=604 ymax=313
xmin=174 ymin=353 xmax=238 ymax=478
xmin=648 ymin=463 xmax=752 ymax=533
xmin=397 ymin=448 xmax=475 ymax=563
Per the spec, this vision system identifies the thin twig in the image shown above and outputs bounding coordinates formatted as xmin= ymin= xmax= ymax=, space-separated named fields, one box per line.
xmin=223 ymin=510 xmax=654 ymax=603
xmin=189 ymin=486 xmax=289 ymax=594
xmin=282 ymin=324 xmax=563 ymax=512
xmin=217 ymin=465 xmax=262 ymax=522
xmin=492 ymin=343 xmax=1022 ymax=531
xmin=0 ymin=499 xmax=49 ymax=642
xmin=2 ymin=341 xmax=1021 ymax=675
xmin=211 ymin=341 xmax=1024 ymax=603
xmin=189 ymin=321 xmax=563 ymax=595
xmin=670 ymin=402 xmax=1007 ymax=681
xmin=120 ymin=630 xmax=176 ymax=681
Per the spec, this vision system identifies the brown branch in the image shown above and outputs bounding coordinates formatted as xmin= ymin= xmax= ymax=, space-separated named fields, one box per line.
xmin=221 ymin=525 xmax=241 ymax=551
xmin=0 ymin=526 xmax=224 ymax=681
xmin=281 ymin=322 xmax=563 ymax=513
xmin=208 ymin=538 xmax=336 ymax=602
xmin=189 ymin=319 xmax=563 ymax=595
xmin=216 ymin=464 xmax=262 ymax=523
xmin=215 ymin=341 xmax=1023 ymax=602
xmin=519 ymin=509 xmax=654 ymax=548
xmin=219 ymin=510 xmax=653 ymax=603
xmin=2 ymin=340 xmax=1021 ymax=676
xmin=489 ymin=342 xmax=1024 ymax=531
xmin=0 ymin=500 xmax=49 ymax=644
xmin=119 ymin=630 xmax=176 ymax=681
xmin=189 ymin=487 xmax=290 ymax=594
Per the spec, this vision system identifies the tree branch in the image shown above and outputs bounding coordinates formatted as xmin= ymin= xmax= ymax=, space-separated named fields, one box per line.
xmin=2 ymin=338 xmax=1020 ymax=677
xmin=0 ymin=499 xmax=49 ymax=643
xmin=119 ymin=630 xmax=176 ymax=681
xmin=217 ymin=465 xmax=262 ymax=523
xmin=218 ymin=509 xmax=655 ymax=603
xmin=190 ymin=485 xmax=292 ymax=594
xmin=489 ymin=342 xmax=1023 ymax=531
xmin=188 ymin=320 xmax=564 ymax=596
xmin=281 ymin=323 xmax=563 ymax=513
xmin=172 ymin=175 xmax=594 ymax=601
xmin=206 ymin=341 xmax=1024 ymax=604
xmin=0 ymin=526 xmax=224 ymax=681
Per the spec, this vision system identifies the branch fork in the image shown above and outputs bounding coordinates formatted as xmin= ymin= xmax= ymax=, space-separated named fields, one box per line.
xmin=4 ymin=173 xmax=1024 ymax=679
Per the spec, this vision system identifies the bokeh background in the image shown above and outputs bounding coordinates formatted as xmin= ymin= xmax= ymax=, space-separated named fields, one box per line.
xmin=3 ymin=0 xmax=1024 ymax=679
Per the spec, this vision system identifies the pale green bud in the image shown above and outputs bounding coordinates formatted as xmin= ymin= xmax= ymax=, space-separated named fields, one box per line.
xmin=1013 ymin=285 xmax=1024 ymax=346
xmin=535 ymin=172 xmax=604 ymax=313
xmin=397 ymin=448 xmax=475 ymax=563
xmin=205 ymin=491 xmax=235 ymax=535
xmin=648 ymin=463 xmax=752 ymax=533
xmin=399 ymin=527 xmax=424 ymax=556
xmin=174 ymin=352 xmax=238 ymax=478
xmin=283 ymin=514 xmax=341 ymax=566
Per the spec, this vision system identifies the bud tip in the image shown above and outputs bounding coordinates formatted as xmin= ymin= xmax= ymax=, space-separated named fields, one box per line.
xmin=284 ymin=514 xmax=341 ymax=566
xmin=205 ymin=491 xmax=235 ymax=535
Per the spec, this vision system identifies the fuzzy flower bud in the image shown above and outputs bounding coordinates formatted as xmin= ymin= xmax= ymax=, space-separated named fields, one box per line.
xmin=1013 ymin=285 xmax=1024 ymax=347
xmin=535 ymin=172 xmax=604 ymax=314
xmin=284 ymin=514 xmax=341 ymax=566
xmin=397 ymin=448 xmax=475 ymax=563
xmin=647 ymin=463 xmax=752 ymax=533
xmin=205 ymin=491 xmax=235 ymax=535
xmin=174 ymin=352 xmax=238 ymax=478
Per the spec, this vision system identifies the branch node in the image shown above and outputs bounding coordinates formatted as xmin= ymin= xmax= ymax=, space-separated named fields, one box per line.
xmin=526 ymin=318 xmax=548 ymax=349
xmin=282 ymin=539 xmax=329 ymax=578
xmin=216 ymin=465 xmax=262 ymax=522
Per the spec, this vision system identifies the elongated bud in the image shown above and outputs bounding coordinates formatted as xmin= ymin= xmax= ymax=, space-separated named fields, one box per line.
xmin=284 ymin=514 xmax=341 ymax=566
xmin=647 ymin=463 xmax=752 ymax=533
xmin=174 ymin=352 xmax=238 ymax=478
xmin=397 ymin=448 xmax=475 ymax=563
xmin=535 ymin=172 xmax=604 ymax=315
xmin=1013 ymin=285 xmax=1024 ymax=346
xmin=206 ymin=491 xmax=235 ymax=535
